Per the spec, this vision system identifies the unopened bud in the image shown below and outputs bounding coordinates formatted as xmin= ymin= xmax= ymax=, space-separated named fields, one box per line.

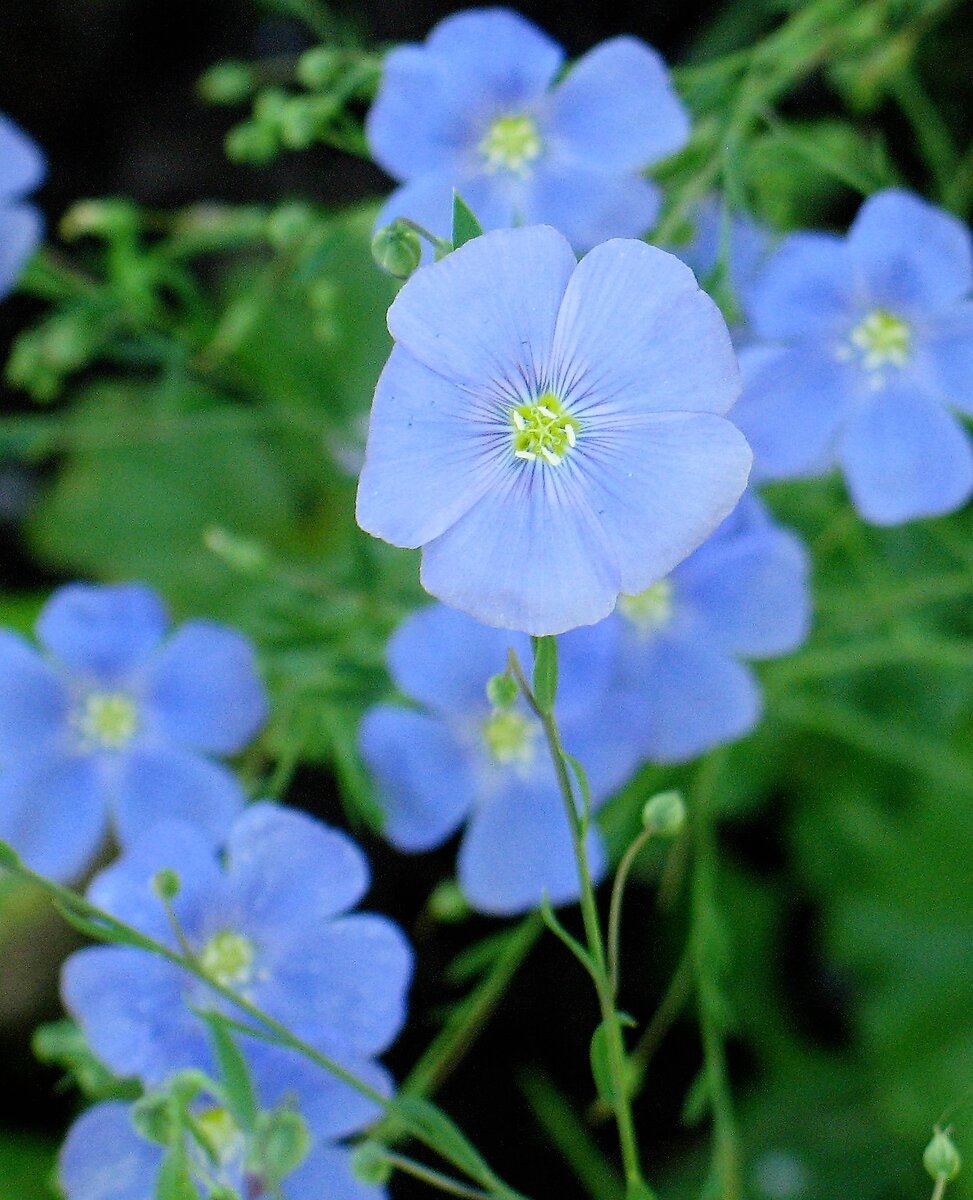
xmin=198 ymin=61 xmax=254 ymax=105
xmin=486 ymin=672 xmax=518 ymax=709
xmin=252 ymin=1110 xmax=311 ymax=1183
xmin=351 ymin=1142 xmax=392 ymax=1186
xmin=371 ymin=223 xmax=422 ymax=279
xmin=225 ymin=122 xmax=277 ymax=166
xmin=641 ymin=790 xmax=685 ymax=837
xmin=925 ymin=1128 xmax=961 ymax=1183
xmin=152 ymin=868 xmax=181 ymax=902
xmin=428 ymin=880 xmax=471 ymax=923
xmin=296 ymin=47 xmax=340 ymax=90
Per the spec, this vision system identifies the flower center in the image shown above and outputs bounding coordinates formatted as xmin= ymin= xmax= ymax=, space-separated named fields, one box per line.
xmin=847 ymin=309 xmax=911 ymax=373
xmin=511 ymin=393 xmax=580 ymax=466
xmin=77 ymin=691 xmax=139 ymax=749
xmin=200 ymin=931 xmax=256 ymax=989
xmin=479 ymin=114 xmax=543 ymax=175
xmin=618 ymin=579 xmax=675 ymax=634
xmin=482 ymin=708 xmax=539 ymax=766
xmin=196 ymin=1106 xmax=246 ymax=1165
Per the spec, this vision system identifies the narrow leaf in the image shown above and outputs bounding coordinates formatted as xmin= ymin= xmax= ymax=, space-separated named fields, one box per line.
xmin=392 ymin=1096 xmax=494 ymax=1188
xmin=531 ymin=636 xmax=558 ymax=714
xmin=451 ymin=192 xmax=484 ymax=250
xmin=202 ymin=1013 xmax=259 ymax=1132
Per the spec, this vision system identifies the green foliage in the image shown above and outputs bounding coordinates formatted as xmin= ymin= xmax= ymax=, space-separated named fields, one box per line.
xmin=0 ymin=1133 xmax=57 ymax=1200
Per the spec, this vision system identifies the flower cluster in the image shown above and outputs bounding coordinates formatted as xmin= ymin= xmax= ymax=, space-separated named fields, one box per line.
xmin=367 ymin=8 xmax=689 ymax=252
xmin=0 ymin=583 xmax=267 ymax=881
xmin=60 ymin=804 xmax=413 ymax=1200
xmin=0 ymin=111 xmax=44 ymax=298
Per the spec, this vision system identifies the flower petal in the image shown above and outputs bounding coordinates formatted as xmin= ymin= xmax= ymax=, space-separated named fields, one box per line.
xmin=744 ymin=232 xmax=855 ymax=341
xmin=732 ymin=347 xmax=851 ymax=479
xmin=458 ymin=781 xmax=606 ymax=915
xmin=838 ymin=386 xmax=973 ymax=524
xmin=226 ymin=802 xmax=370 ymax=925
xmin=420 ymin=461 xmax=621 ymax=635
xmin=0 ymin=754 xmax=106 ymax=882
xmin=144 ymin=619 xmax=267 ymax=755
xmin=579 ymin=412 xmax=752 ymax=596
xmin=550 ymin=238 xmax=739 ymax=415
xmin=358 ymin=706 xmax=476 ymax=850
xmin=36 ymin=583 xmax=168 ymax=684
xmin=356 ymin=347 xmax=506 ymax=549
xmin=288 ymin=1144 xmax=388 ymax=1200
xmin=387 ymin=225 xmax=575 ymax=392
xmin=921 ymin=301 xmax=973 ymax=415
xmin=547 ymin=37 xmax=688 ymax=170
xmin=0 ymin=114 xmax=45 ymax=200
xmin=60 ymin=1103 xmax=162 ymax=1200
xmin=0 ymin=630 xmax=69 ymax=759
xmin=848 ymin=189 xmax=973 ymax=315
xmin=525 ymin=164 xmax=661 ymax=251
xmin=0 ymin=203 xmax=42 ymax=296
xmin=111 ymin=747 xmax=244 ymax=848
xmin=374 ymin=169 xmax=514 ymax=249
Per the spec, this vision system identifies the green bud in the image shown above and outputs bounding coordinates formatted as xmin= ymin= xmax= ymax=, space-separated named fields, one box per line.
xmin=296 ymin=46 xmax=340 ymax=90
xmin=198 ymin=61 xmax=254 ymax=105
xmin=641 ymin=790 xmax=686 ymax=837
xmin=486 ymin=672 xmax=518 ymax=709
xmin=60 ymin=199 xmax=137 ymax=241
xmin=251 ymin=1110 xmax=311 ymax=1183
xmin=428 ymin=880 xmax=471 ymax=923
xmin=351 ymin=1142 xmax=392 ymax=1186
xmin=371 ymin=223 xmax=422 ymax=279
xmin=278 ymin=98 xmax=319 ymax=150
xmin=253 ymin=88 xmax=290 ymax=128
xmin=132 ymin=1093 xmax=177 ymax=1146
xmin=204 ymin=527 xmax=268 ymax=574
xmin=152 ymin=868 xmax=181 ymax=902
xmin=225 ymin=122 xmax=278 ymax=166
xmin=266 ymin=202 xmax=316 ymax=250
xmin=925 ymin=1128 xmax=962 ymax=1183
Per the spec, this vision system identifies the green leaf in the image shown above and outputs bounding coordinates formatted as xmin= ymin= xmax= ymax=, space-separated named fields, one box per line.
xmin=589 ymin=1021 xmax=616 ymax=1108
xmin=51 ymin=900 xmax=144 ymax=947
xmin=33 ymin=1019 xmax=140 ymax=1102
xmin=531 ymin=636 xmax=558 ymax=713
xmin=391 ymin=1096 xmax=495 ymax=1189
xmin=202 ymin=1013 xmax=259 ymax=1132
xmin=451 ymin=191 xmax=484 ymax=250
xmin=0 ymin=1132 xmax=57 ymax=1199
xmin=155 ymin=1145 xmax=199 ymax=1200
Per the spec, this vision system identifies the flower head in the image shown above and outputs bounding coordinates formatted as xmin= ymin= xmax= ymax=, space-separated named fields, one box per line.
xmin=732 ymin=189 xmax=973 ymax=524
xmin=62 ymin=804 xmax=413 ymax=1086
xmin=0 ymin=582 xmax=268 ymax=881
xmin=0 ymin=112 xmax=45 ymax=298
xmin=560 ymin=495 xmax=810 ymax=762
xmin=359 ymin=603 xmax=641 ymax=915
xmin=356 ymin=225 xmax=752 ymax=635
xmin=366 ymin=8 xmax=690 ymax=251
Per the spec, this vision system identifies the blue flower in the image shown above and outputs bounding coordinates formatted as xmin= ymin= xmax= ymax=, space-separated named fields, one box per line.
xmin=366 ymin=8 xmax=690 ymax=251
xmin=356 ymin=225 xmax=752 ymax=635
xmin=0 ymin=112 xmax=45 ymax=297
xmin=0 ymin=582 xmax=267 ymax=882
xmin=732 ymin=189 xmax=973 ymax=524
xmin=359 ymin=602 xmax=641 ymax=915
xmin=560 ymin=495 xmax=810 ymax=763
xmin=62 ymin=804 xmax=413 ymax=1091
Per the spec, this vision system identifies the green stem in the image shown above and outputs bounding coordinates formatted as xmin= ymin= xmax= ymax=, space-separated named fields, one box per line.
xmin=378 ymin=1151 xmax=497 ymax=1200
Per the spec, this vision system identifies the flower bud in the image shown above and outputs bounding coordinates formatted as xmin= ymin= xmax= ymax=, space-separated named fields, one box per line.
xmin=152 ymin=868 xmax=181 ymax=902
xmin=351 ymin=1142 xmax=392 ymax=1186
xmin=428 ymin=880 xmax=471 ymax=923
xmin=296 ymin=46 xmax=341 ymax=90
xmin=641 ymin=790 xmax=686 ymax=837
xmin=266 ymin=203 xmax=316 ymax=250
xmin=925 ymin=1128 xmax=962 ymax=1183
xmin=371 ymin=223 xmax=422 ymax=279
xmin=131 ymin=1093 xmax=177 ymax=1146
xmin=225 ymin=122 xmax=277 ymax=166
xmin=198 ymin=61 xmax=254 ymax=105
xmin=251 ymin=1110 xmax=311 ymax=1183
xmin=486 ymin=672 xmax=518 ymax=709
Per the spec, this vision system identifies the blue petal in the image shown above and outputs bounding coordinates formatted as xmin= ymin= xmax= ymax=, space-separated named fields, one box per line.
xmin=559 ymin=695 xmax=642 ymax=802
xmin=358 ymin=706 xmax=476 ymax=850
xmin=112 ymin=746 xmax=244 ymax=849
xmin=226 ymin=802 xmax=370 ymax=925
xmin=576 ymin=412 xmax=752 ymax=595
xmin=550 ymin=238 xmax=740 ymax=415
xmin=0 ymin=630 xmax=69 ymax=759
xmin=62 ymin=946 xmax=205 ymax=1083
xmin=0 ymin=754 xmax=106 ymax=882
xmin=287 ymin=1144 xmax=389 ymax=1200
xmin=0 ymin=114 xmax=45 ymax=200
xmin=60 ymin=1103 xmax=162 ymax=1200
xmin=258 ymin=913 xmax=413 ymax=1058
xmin=732 ymin=347 xmax=851 ymax=479
xmin=386 ymin=225 xmax=575 ymax=391
xmin=0 ymin=203 xmax=42 ymax=296
xmin=144 ymin=619 xmax=267 ymax=755
xmin=524 ymin=164 xmax=661 ymax=251
xmin=458 ymin=781 xmax=606 ymax=915
xmin=356 ymin=347 xmax=507 ymax=549
xmin=922 ymin=301 xmax=973 ymax=415
xmin=36 ymin=583 xmax=168 ymax=684
xmin=668 ymin=195 xmax=773 ymax=301
xmin=420 ymin=458 xmax=621 ymax=635
xmin=554 ymin=611 xmax=617 ymax=727
xmin=837 ymin=385 xmax=973 ymax=524
xmin=424 ymin=9 xmax=563 ymax=110
xmin=374 ymin=170 xmax=514 ymax=249
xmin=848 ymin=189 xmax=973 ymax=316
xmin=386 ymin=603 xmax=529 ymax=716
xmin=546 ymin=37 xmax=689 ymax=170
xmin=616 ymin=634 xmax=761 ymax=762
xmin=744 ymin=232 xmax=855 ymax=341
xmin=675 ymin=520 xmax=811 ymax=658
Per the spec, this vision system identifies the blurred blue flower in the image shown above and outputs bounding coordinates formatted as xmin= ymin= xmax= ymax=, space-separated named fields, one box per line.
xmin=62 ymin=804 xmax=412 ymax=1093
xmin=359 ymin=603 xmax=640 ymax=915
xmin=356 ymin=225 xmax=752 ymax=635
xmin=366 ymin=8 xmax=689 ymax=251
xmin=733 ymin=189 xmax=973 ymax=524
xmin=0 ymin=582 xmax=267 ymax=881
xmin=561 ymin=495 xmax=810 ymax=763
xmin=0 ymin=112 xmax=45 ymax=297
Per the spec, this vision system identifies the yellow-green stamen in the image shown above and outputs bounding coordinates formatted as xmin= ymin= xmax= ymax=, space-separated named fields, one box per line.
xmin=847 ymin=309 xmax=911 ymax=372
xmin=195 ymin=1107 xmax=245 ymax=1163
xmin=78 ymin=692 xmax=139 ymax=749
xmin=482 ymin=708 xmax=538 ymax=766
xmin=199 ymin=931 xmax=256 ymax=989
xmin=618 ymin=579 xmax=675 ymax=634
xmin=479 ymin=114 xmax=543 ymax=175
xmin=511 ymin=393 xmax=580 ymax=466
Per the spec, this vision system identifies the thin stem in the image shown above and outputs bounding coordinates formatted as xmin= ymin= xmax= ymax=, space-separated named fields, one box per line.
xmin=932 ymin=1177 xmax=948 ymax=1200
xmin=379 ymin=1151 xmax=497 ymax=1200
xmin=607 ymin=826 xmax=654 ymax=996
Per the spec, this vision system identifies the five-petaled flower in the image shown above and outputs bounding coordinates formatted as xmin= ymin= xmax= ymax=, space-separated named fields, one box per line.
xmin=0 ymin=112 xmax=44 ymax=299
xmin=0 ymin=582 xmax=267 ymax=881
xmin=733 ymin=189 xmax=973 ymax=524
xmin=366 ymin=7 xmax=690 ymax=251
xmin=356 ymin=224 xmax=753 ymax=635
